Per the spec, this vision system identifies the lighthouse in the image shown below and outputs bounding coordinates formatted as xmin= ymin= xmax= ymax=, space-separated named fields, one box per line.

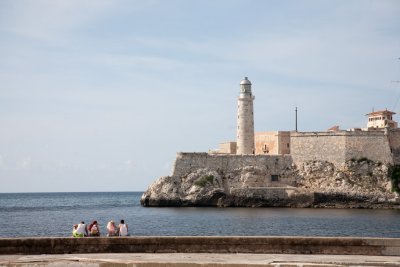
xmin=236 ymin=77 xmax=255 ymax=155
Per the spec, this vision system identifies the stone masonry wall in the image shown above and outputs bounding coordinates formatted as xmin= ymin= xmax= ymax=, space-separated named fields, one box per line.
xmin=291 ymin=132 xmax=347 ymax=166
xmin=173 ymin=130 xmax=394 ymax=179
xmin=291 ymin=131 xmax=393 ymax=167
xmin=345 ymin=132 xmax=392 ymax=164
xmin=171 ymin=153 xmax=293 ymax=178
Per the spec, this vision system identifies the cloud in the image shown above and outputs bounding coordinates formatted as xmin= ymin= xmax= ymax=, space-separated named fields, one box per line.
xmin=0 ymin=0 xmax=118 ymax=42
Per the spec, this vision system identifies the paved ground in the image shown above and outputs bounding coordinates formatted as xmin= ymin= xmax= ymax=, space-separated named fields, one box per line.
xmin=1 ymin=253 xmax=400 ymax=267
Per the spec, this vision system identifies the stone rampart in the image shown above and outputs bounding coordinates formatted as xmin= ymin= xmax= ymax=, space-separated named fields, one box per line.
xmin=345 ymin=132 xmax=392 ymax=164
xmin=291 ymin=132 xmax=347 ymax=166
xmin=1 ymin=236 xmax=400 ymax=256
xmin=171 ymin=153 xmax=293 ymax=178
xmin=173 ymin=130 xmax=397 ymax=178
xmin=291 ymin=131 xmax=393 ymax=167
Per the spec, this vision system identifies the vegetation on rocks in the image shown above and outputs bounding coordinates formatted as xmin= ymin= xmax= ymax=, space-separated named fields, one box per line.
xmin=389 ymin=165 xmax=400 ymax=193
xmin=194 ymin=175 xmax=214 ymax=187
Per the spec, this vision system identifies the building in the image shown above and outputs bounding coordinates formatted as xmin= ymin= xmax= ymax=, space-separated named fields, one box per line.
xmin=254 ymin=131 xmax=291 ymax=155
xmin=236 ymin=77 xmax=255 ymax=155
xmin=366 ymin=110 xmax=397 ymax=129
xmin=215 ymin=141 xmax=237 ymax=154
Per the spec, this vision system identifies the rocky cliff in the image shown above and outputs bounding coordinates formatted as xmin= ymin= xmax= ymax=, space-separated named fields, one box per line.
xmin=141 ymin=158 xmax=400 ymax=208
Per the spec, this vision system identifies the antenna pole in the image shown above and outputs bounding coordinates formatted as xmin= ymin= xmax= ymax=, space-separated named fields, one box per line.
xmin=295 ymin=107 xmax=298 ymax=132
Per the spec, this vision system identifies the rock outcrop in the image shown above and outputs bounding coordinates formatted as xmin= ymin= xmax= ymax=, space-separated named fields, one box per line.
xmin=141 ymin=159 xmax=400 ymax=208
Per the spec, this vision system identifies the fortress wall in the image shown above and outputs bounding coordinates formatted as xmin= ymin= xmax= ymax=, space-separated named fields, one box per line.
xmin=172 ymin=131 xmax=395 ymax=179
xmin=291 ymin=131 xmax=393 ymax=167
xmin=171 ymin=153 xmax=293 ymax=178
xmin=290 ymin=132 xmax=347 ymax=166
xmin=345 ymin=131 xmax=392 ymax=164
xmin=278 ymin=131 xmax=291 ymax=155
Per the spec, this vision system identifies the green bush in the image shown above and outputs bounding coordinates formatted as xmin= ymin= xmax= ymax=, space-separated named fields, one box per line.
xmin=194 ymin=175 xmax=214 ymax=187
xmin=389 ymin=165 xmax=400 ymax=193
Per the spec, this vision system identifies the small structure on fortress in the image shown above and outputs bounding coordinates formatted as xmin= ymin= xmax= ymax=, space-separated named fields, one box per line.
xmin=367 ymin=110 xmax=398 ymax=129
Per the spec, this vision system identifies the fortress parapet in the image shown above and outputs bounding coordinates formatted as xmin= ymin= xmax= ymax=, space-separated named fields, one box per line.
xmin=290 ymin=130 xmax=400 ymax=166
xmin=171 ymin=152 xmax=294 ymax=184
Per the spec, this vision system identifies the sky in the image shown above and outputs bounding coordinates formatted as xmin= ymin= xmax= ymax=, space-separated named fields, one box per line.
xmin=0 ymin=0 xmax=399 ymax=193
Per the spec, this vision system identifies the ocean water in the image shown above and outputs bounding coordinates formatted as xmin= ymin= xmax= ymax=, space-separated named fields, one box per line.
xmin=0 ymin=191 xmax=400 ymax=238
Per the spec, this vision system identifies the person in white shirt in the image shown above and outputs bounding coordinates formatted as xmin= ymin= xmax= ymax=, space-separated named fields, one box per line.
xmin=118 ymin=219 xmax=129 ymax=236
xmin=75 ymin=221 xmax=88 ymax=237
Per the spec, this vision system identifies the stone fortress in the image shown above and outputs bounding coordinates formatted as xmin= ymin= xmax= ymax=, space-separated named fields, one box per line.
xmin=141 ymin=77 xmax=400 ymax=208
xmin=215 ymin=77 xmax=400 ymax=167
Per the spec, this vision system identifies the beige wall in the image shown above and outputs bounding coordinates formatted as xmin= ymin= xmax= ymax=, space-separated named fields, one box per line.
xmin=218 ymin=142 xmax=237 ymax=154
xmin=255 ymin=131 xmax=291 ymax=155
xmin=278 ymin=131 xmax=291 ymax=155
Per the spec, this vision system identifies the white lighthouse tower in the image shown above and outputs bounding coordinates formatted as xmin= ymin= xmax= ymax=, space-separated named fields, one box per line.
xmin=236 ymin=77 xmax=255 ymax=155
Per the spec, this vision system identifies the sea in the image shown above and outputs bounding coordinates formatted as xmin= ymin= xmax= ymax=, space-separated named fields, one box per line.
xmin=0 ymin=191 xmax=400 ymax=238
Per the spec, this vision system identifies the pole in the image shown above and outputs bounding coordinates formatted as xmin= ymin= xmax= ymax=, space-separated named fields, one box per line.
xmin=295 ymin=107 xmax=298 ymax=132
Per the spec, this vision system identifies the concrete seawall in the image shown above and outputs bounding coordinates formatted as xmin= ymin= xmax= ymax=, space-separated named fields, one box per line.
xmin=1 ymin=236 xmax=400 ymax=256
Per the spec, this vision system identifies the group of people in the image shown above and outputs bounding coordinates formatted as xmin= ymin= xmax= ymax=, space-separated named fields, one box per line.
xmin=72 ymin=220 xmax=129 ymax=237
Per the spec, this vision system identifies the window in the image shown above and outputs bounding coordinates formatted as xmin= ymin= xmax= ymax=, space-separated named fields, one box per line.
xmin=262 ymin=144 xmax=268 ymax=154
xmin=287 ymin=143 xmax=290 ymax=148
xmin=271 ymin=175 xmax=279 ymax=182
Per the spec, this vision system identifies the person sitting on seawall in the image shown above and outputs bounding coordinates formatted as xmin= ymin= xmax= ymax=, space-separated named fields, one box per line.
xmin=72 ymin=224 xmax=79 ymax=237
xmin=74 ymin=221 xmax=88 ymax=237
xmin=106 ymin=220 xmax=117 ymax=237
xmin=88 ymin=220 xmax=100 ymax=237
xmin=118 ymin=219 xmax=129 ymax=236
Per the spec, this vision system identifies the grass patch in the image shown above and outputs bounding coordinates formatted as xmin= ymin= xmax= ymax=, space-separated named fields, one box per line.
xmin=389 ymin=165 xmax=400 ymax=193
xmin=194 ymin=175 xmax=214 ymax=187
